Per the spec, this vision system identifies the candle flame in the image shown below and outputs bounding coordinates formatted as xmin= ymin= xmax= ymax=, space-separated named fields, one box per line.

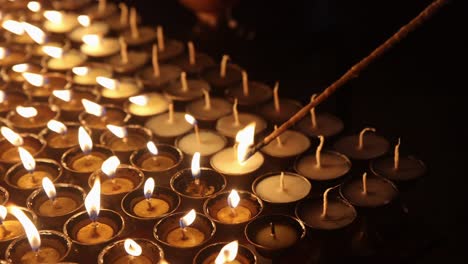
xmin=101 ymin=156 xmax=120 ymax=178
xmin=106 ymin=124 xmax=127 ymax=139
xmin=227 ymin=190 xmax=240 ymax=209
xmin=0 ymin=47 xmax=6 ymax=59
xmin=179 ymin=209 xmax=196 ymax=228
xmin=22 ymin=72 xmax=44 ymax=87
xmin=43 ymin=10 xmax=63 ymax=24
xmin=1 ymin=126 xmax=23 ymax=146
xmin=72 ymin=66 xmax=89 ymax=76
xmin=235 ymin=123 xmax=256 ymax=164
xmin=19 ymin=146 xmax=36 ymax=173
xmin=52 ymin=89 xmax=71 ymax=102
xmin=16 ymin=106 xmax=38 ymax=118
xmin=82 ymin=34 xmax=101 ymax=46
xmin=2 ymin=20 xmax=24 ymax=35
xmin=8 ymin=206 xmax=40 ymax=251
xmin=42 ymin=177 xmax=56 ymax=201
xmin=42 ymin=45 xmax=63 ymax=59
xmin=27 ymin=1 xmax=41 ymax=12
xmin=22 ymin=22 xmax=46 ymax=44
xmin=12 ymin=63 xmax=30 ymax=73
xmin=124 ymin=239 xmax=142 ymax=257
xmin=215 ymin=241 xmax=238 ymax=264
xmin=96 ymin=76 xmax=119 ymax=90
xmin=78 ymin=126 xmax=93 ymax=153
xmin=0 ymin=90 xmax=4 ymax=103
xmin=0 ymin=205 xmax=7 ymax=222
xmin=184 ymin=114 xmax=196 ymax=125
xmin=147 ymin=141 xmax=158 ymax=155
xmin=129 ymin=95 xmax=148 ymax=106
xmin=81 ymin=99 xmax=105 ymax=117
xmin=144 ymin=177 xmax=155 ymax=199
xmin=85 ymin=177 xmax=101 ymax=221
xmin=191 ymin=152 xmax=200 ymax=181
xmin=77 ymin=15 xmax=90 ymax=27
xmin=47 ymin=120 xmax=67 ymax=134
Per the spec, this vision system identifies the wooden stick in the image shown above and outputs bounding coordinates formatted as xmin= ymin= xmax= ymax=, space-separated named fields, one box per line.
xmin=245 ymin=0 xmax=449 ymax=160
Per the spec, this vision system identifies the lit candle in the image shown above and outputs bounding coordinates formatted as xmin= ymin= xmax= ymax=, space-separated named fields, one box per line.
xmin=34 ymin=177 xmax=79 ymax=217
xmin=125 ymin=93 xmax=170 ymax=118
xmin=8 ymin=206 xmax=61 ymax=263
xmin=22 ymin=72 xmax=69 ymax=100
xmin=0 ymin=127 xmax=43 ymax=164
xmin=334 ymin=127 xmax=390 ymax=160
xmin=71 ymin=65 xmax=113 ymax=86
xmin=133 ymin=178 xmax=170 ymax=218
xmin=139 ymin=141 xmax=176 ymax=172
xmin=68 ymin=15 xmax=110 ymax=43
xmin=0 ymin=90 xmax=28 ymax=116
xmin=81 ymin=34 xmax=120 ymax=58
xmin=43 ymin=10 xmax=78 ymax=33
xmin=0 ymin=205 xmax=24 ymax=241
xmin=69 ymin=126 xmax=107 ymax=173
xmin=111 ymin=238 xmax=153 ymax=264
xmin=253 ymin=172 xmax=311 ymax=204
xmin=42 ymin=45 xmax=86 ymax=71
xmin=16 ymin=147 xmax=50 ymax=189
xmin=44 ymin=120 xmax=78 ymax=149
xmin=214 ymin=241 xmax=239 ymax=264
xmin=76 ymin=178 xmax=115 ymax=244
xmin=7 ymin=103 xmax=59 ymax=133
xmin=103 ymin=124 xmax=148 ymax=153
xmin=79 ymin=99 xmax=130 ymax=131
xmin=166 ymin=209 xmax=205 ymax=247
xmin=97 ymin=76 xmax=142 ymax=101
xmin=99 ymin=156 xmax=135 ymax=195
xmin=215 ymin=190 xmax=251 ymax=224
xmin=2 ymin=63 xmax=41 ymax=83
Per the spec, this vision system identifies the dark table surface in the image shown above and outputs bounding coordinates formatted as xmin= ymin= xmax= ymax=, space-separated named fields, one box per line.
xmin=129 ymin=0 xmax=466 ymax=262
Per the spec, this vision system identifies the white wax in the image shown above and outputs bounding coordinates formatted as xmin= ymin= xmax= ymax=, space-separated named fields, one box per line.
xmin=73 ymin=67 xmax=112 ymax=86
xmin=295 ymin=151 xmax=351 ymax=181
xmin=128 ymin=93 xmax=169 ymax=116
xmin=101 ymin=80 xmax=141 ymax=99
xmin=261 ymin=130 xmax=310 ymax=158
xmin=47 ymin=50 xmax=86 ymax=71
xmin=186 ymin=98 xmax=232 ymax=121
xmin=210 ymin=147 xmax=264 ymax=175
xmin=68 ymin=23 xmax=110 ymax=43
xmin=80 ymin=38 xmax=120 ymax=57
xmin=255 ymin=173 xmax=311 ymax=203
xmin=215 ymin=113 xmax=267 ymax=139
xmin=108 ymin=51 xmax=148 ymax=72
xmin=145 ymin=113 xmax=192 ymax=138
xmin=164 ymin=80 xmax=209 ymax=101
xmin=44 ymin=14 xmax=79 ymax=33
xmin=176 ymin=130 xmax=225 ymax=156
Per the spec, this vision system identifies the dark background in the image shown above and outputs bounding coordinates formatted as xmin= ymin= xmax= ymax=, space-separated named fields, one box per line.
xmin=129 ymin=0 xmax=466 ymax=262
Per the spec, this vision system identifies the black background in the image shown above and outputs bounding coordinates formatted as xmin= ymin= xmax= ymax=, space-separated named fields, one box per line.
xmin=129 ymin=0 xmax=466 ymax=262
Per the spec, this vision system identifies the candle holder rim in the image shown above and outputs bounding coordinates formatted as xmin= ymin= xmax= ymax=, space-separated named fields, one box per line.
xmin=293 ymin=149 xmax=352 ymax=181
xmin=63 ymin=209 xmax=125 ymax=246
xmin=4 ymin=158 xmax=63 ymax=190
xmin=339 ymin=172 xmax=400 ymax=209
xmin=202 ymin=189 xmax=264 ymax=226
xmin=294 ymin=195 xmax=358 ymax=231
xmin=251 ymin=171 xmax=312 ymax=204
xmin=60 ymin=144 xmax=114 ymax=173
xmin=129 ymin=143 xmax=184 ymax=173
xmin=153 ymin=211 xmax=216 ymax=249
xmin=121 ymin=186 xmax=181 ymax=221
xmin=87 ymin=164 xmax=145 ymax=192
xmin=193 ymin=241 xmax=257 ymax=264
xmin=38 ymin=122 xmax=91 ymax=148
xmin=170 ymin=167 xmax=227 ymax=200
xmin=244 ymin=214 xmax=306 ymax=251
xmin=97 ymin=237 xmax=165 ymax=263
xmin=369 ymin=154 xmax=427 ymax=182
xmin=6 ymin=102 xmax=61 ymax=128
xmin=26 ymin=183 xmax=86 ymax=216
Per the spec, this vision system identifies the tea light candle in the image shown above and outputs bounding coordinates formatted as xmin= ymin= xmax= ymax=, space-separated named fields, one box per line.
xmin=81 ymin=34 xmax=120 ymax=58
xmin=201 ymin=55 xmax=242 ymax=94
xmin=258 ymin=82 xmax=302 ymax=125
xmin=145 ymin=103 xmax=193 ymax=142
xmin=0 ymin=90 xmax=28 ymax=116
xmin=100 ymin=124 xmax=151 ymax=162
xmin=340 ymin=172 xmax=399 ymax=208
xmin=253 ymin=172 xmax=311 ymax=204
xmin=166 ymin=210 xmax=205 ymax=248
xmin=79 ymin=100 xmax=130 ymax=132
xmin=7 ymin=103 xmax=60 ymax=133
xmin=104 ymin=3 xmax=132 ymax=32
xmin=41 ymin=120 xmax=79 ymax=151
xmin=195 ymin=241 xmax=257 ymax=264
xmin=370 ymin=138 xmax=426 ymax=182
xmin=43 ymin=47 xmax=87 ymax=72
xmin=9 ymin=147 xmax=56 ymax=189
xmin=296 ymin=94 xmax=344 ymax=138
xmin=225 ymin=71 xmax=272 ymax=108
xmin=164 ymin=72 xmax=210 ymax=103
xmin=106 ymin=37 xmax=149 ymax=74
xmin=49 ymin=88 xmax=100 ymax=119
xmin=215 ymin=99 xmax=267 ymax=140
xmin=0 ymin=206 xmax=24 ymax=241
xmin=295 ymin=188 xmax=357 ymax=230
xmin=137 ymin=44 xmax=182 ymax=89
xmin=153 ymin=25 xmax=184 ymax=62
xmin=334 ymin=127 xmax=390 ymax=160
xmin=125 ymin=93 xmax=169 ymax=118
xmin=43 ymin=10 xmax=79 ymax=33
xmin=260 ymin=128 xmax=310 ymax=159
xmin=0 ymin=129 xmax=45 ymax=165
xmin=121 ymin=8 xmax=156 ymax=46
xmin=2 ymin=19 xmax=37 ymax=45
xmin=89 ymin=156 xmax=138 ymax=195
xmin=97 ymin=76 xmax=143 ymax=102
xmin=98 ymin=238 xmax=164 ymax=264
xmin=83 ymin=0 xmax=118 ymax=20
xmin=173 ymin=41 xmax=215 ymax=76
xmin=71 ymin=64 xmax=113 ymax=86
xmin=256 ymin=223 xmax=298 ymax=250
xmin=294 ymin=136 xmax=351 ymax=181
xmin=68 ymin=15 xmax=110 ymax=43
xmin=133 ymin=178 xmax=170 ymax=218
xmin=1 ymin=63 xmax=42 ymax=83
xmin=186 ymin=91 xmax=232 ymax=123
xmin=22 ymin=72 xmax=69 ymax=101
xmin=138 ymin=142 xmax=176 ymax=172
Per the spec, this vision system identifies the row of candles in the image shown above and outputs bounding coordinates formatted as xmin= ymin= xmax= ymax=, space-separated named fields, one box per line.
xmin=0 ymin=0 xmax=428 ymax=263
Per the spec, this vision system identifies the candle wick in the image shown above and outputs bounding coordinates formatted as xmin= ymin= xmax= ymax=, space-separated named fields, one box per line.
xmin=230 ymin=208 xmax=237 ymax=217
xmin=361 ymin=172 xmax=368 ymax=195
xmin=358 ymin=127 xmax=376 ymax=150
xmin=194 ymin=178 xmax=200 ymax=186
xmin=321 ymin=187 xmax=332 ymax=218
xmin=122 ymin=137 xmax=128 ymax=143
xmin=91 ymin=221 xmax=100 ymax=238
xmin=270 ymin=222 xmax=276 ymax=239
xmin=52 ymin=198 xmax=61 ymax=209
xmin=315 ymin=135 xmax=324 ymax=168
xmin=146 ymin=198 xmax=154 ymax=210
xmin=310 ymin=94 xmax=318 ymax=129
xmin=181 ymin=227 xmax=188 ymax=240
xmin=152 ymin=156 xmax=160 ymax=166
xmin=194 ymin=124 xmax=201 ymax=145
xmin=394 ymin=137 xmax=401 ymax=170
xmin=29 ymin=172 xmax=37 ymax=184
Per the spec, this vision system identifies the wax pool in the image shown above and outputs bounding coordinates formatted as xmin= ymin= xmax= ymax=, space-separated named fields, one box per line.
xmin=38 ymin=197 xmax=79 ymax=217
xmin=101 ymin=178 xmax=135 ymax=195
xmin=20 ymin=247 xmax=61 ymax=263
xmin=0 ymin=220 xmax=23 ymax=240
xmin=176 ymin=130 xmax=226 ymax=156
xmin=141 ymin=155 xmax=175 ymax=171
xmin=133 ymin=198 xmax=170 ymax=218
xmin=261 ymin=130 xmax=310 ymax=158
xmin=71 ymin=152 xmax=107 ymax=172
xmin=45 ymin=129 xmax=79 ymax=149
xmin=76 ymin=222 xmax=114 ymax=244
xmin=17 ymin=171 xmax=51 ymax=189
xmin=255 ymin=224 xmax=298 ymax=249
xmin=216 ymin=205 xmax=251 ymax=224
xmin=166 ymin=227 xmax=205 ymax=248
xmin=210 ymin=147 xmax=264 ymax=175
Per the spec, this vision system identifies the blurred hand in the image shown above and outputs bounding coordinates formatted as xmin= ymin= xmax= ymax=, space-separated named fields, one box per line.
xmin=179 ymin=0 xmax=239 ymax=27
